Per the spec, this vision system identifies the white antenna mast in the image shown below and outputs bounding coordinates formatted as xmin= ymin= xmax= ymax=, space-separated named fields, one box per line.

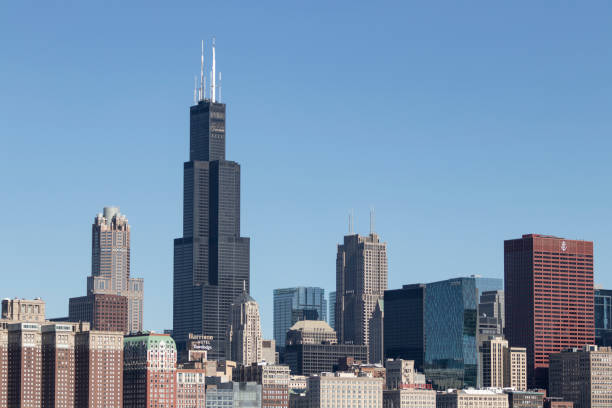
xmin=370 ymin=207 xmax=375 ymax=235
xmin=199 ymin=40 xmax=205 ymax=101
xmin=211 ymin=37 xmax=216 ymax=102
xmin=349 ymin=209 xmax=354 ymax=234
xmin=218 ymin=72 xmax=222 ymax=102
xmin=193 ymin=75 xmax=197 ymax=104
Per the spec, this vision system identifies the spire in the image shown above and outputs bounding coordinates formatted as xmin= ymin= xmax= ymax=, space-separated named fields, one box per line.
xmin=218 ymin=71 xmax=222 ymax=102
xmin=199 ymin=40 xmax=204 ymax=101
xmin=348 ymin=209 xmax=354 ymax=234
xmin=211 ymin=37 xmax=216 ymax=102
xmin=370 ymin=207 xmax=375 ymax=235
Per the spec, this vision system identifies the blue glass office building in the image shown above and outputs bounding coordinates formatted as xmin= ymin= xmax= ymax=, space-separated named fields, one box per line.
xmin=424 ymin=276 xmax=502 ymax=390
xmin=273 ymin=287 xmax=327 ymax=348
xmin=595 ymin=288 xmax=612 ymax=346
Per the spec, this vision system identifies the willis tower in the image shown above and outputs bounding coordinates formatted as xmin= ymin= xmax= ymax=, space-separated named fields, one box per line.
xmin=174 ymin=40 xmax=250 ymax=359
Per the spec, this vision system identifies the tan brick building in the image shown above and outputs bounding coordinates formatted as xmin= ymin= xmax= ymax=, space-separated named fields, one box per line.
xmin=308 ymin=372 xmax=383 ymax=408
xmin=436 ymin=389 xmax=508 ymax=408
xmin=504 ymin=346 xmax=527 ymax=390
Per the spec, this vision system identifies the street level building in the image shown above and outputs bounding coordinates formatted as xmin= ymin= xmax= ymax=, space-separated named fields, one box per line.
xmin=436 ymin=389 xmax=508 ymax=408
xmin=549 ymin=345 xmax=612 ymax=408
xmin=307 ymin=372 xmax=383 ymax=408
xmin=174 ymin=45 xmax=250 ymax=360
xmin=236 ymin=362 xmax=290 ymax=408
xmin=504 ymin=390 xmax=544 ymax=408
xmin=123 ymin=333 xmax=177 ymax=408
xmin=273 ymin=287 xmax=327 ymax=350
xmin=505 ymin=234 xmax=594 ymax=388
xmin=335 ymin=231 xmax=387 ymax=355
xmin=383 ymin=388 xmax=436 ymax=408
xmin=205 ymin=382 xmax=261 ymax=408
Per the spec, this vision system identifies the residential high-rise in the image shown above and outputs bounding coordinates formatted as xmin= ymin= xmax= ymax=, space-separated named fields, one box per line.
xmin=335 ymin=231 xmax=387 ymax=353
xmin=504 ymin=346 xmax=527 ymax=391
xmin=594 ymin=288 xmax=612 ymax=346
xmin=505 ymin=234 xmax=594 ymax=388
xmin=123 ymin=333 xmax=177 ymax=408
xmin=368 ymin=299 xmax=384 ymax=364
xmin=227 ymin=289 xmax=262 ymax=366
xmin=328 ymin=291 xmax=336 ymax=330
xmin=273 ymin=287 xmax=327 ymax=349
xmin=384 ymin=284 xmax=426 ymax=371
xmin=7 ymin=322 xmax=42 ymax=408
xmin=69 ymin=207 xmax=144 ymax=334
xmin=41 ymin=324 xmax=76 ymax=408
xmin=480 ymin=336 xmax=507 ymax=388
xmin=74 ymin=327 xmax=124 ymax=408
xmin=549 ymin=345 xmax=612 ymax=408
xmin=424 ymin=276 xmax=502 ymax=390
xmin=174 ymin=43 xmax=250 ymax=359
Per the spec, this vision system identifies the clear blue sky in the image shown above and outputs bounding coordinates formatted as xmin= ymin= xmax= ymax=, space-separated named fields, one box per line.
xmin=1 ymin=2 xmax=611 ymax=338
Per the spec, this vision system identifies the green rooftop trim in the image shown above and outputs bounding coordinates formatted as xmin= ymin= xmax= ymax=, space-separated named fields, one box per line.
xmin=124 ymin=333 xmax=177 ymax=351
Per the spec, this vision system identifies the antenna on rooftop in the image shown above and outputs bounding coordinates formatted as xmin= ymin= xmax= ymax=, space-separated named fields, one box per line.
xmin=199 ymin=40 xmax=205 ymax=101
xmin=349 ymin=209 xmax=354 ymax=234
xmin=370 ymin=207 xmax=375 ymax=235
xmin=211 ymin=37 xmax=216 ymax=102
xmin=218 ymin=72 xmax=222 ymax=102
xmin=193 ymin=75 xmax=197 ymax=104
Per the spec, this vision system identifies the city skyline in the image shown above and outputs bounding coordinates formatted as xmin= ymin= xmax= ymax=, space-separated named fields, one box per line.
xmin=2 ymin=2 xmax=612 ymax=339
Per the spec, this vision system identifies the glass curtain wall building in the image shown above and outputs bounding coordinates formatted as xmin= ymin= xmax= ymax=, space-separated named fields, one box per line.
xmin=595 ymin=288 xmax=612 ymax=346
xmin=424 ymin=276 xmax=502 ymax=390
xmin=273 ymin=287 xmax=327 ymax=348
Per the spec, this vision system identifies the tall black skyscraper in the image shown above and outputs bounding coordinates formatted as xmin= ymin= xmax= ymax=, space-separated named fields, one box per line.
xmin=173 ymin=41 xmax=250 ymax=359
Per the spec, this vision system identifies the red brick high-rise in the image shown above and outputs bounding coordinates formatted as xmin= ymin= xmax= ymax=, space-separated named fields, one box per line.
xmin=504 ymin=234 xmax=594 ymax=388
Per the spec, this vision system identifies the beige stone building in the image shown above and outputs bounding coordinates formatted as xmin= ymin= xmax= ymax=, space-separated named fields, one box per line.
xmin=549 ymin=345 xmax=612 ymax=408
xmin=436 ymin=389 xmax=508 ymax=408
xmin=385 ymin=359 xmax=415 ymax=389
xmin=503 ymin=346 xmax=527 ymax=390
xmin=383 ymin=388 xmax=436 ymax=408
xmin=336 ymin=231 xmax=388 ymax=353
xmin=1 ymin=298 xmax=45 ymax=322
xmin=307 ymin=372 xmax=383 ymax=408
xmin=285 ymin=320 xmax=337 ymax=345
xmin=481 ymin=336 xmax=507 ymax=388
xmin=227 ymin=289 xmax=262 ymax=365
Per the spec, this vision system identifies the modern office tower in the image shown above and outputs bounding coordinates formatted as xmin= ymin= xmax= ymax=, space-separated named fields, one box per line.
xmin=174 ymin=45 xmax=250 ymax=360
xmin=236 ymin=362 xmax=290 ymax=408
xmin=7 ymin=322 xmax=42 ymax=408
xmin=0 ymin=327 xmax=6 ymax=408
xmin=227 ymin=289 xmax=262 ymax=366
xmin=1 ymin=298 xmax=46 ymax=322
xmin=328 ymin=291 xmax=336 ymax=329
xmin=123 ymin=333 xmax=177 ymax=408
xmin=383 ymin=388 xmax=436 ymax=408
xmin=479 ymin=290 xmax=505 ymax=341
xmin=176 ymin=363 xmax=207 ymax=408
xmin=503 ymin=390 xmax=544 ymax=408
xmin=369 ymin=299 xmax=384 ymax=364
xmin=205 ymin=382 xmax=262 ymax=408
xmin=335 ymin=231 xmax=387 ymax=352
xmin=504 ymin=346 xmax=527 ymax=391
xmin=549 ymin=345 xmax=612 ymax=408
xmin=307 ymin=373 xmax=383 ymax=408
xmin=285 ymin=320 xmax=338 ymax=345
xmin=436 ymin=389 xmax=509 ymax=408
xmin=594 ymin=288 xmax=612 ymax=346
xmin=69 ymin=207 xmax=144 ymax=334
xmin=41 ymin=324 xmax=76 ymax=408
xmin=273 ymin=287 xmax=327 ymax=349
xmin=261 ymin=340 xmax=278 ymax=364
xmin=481 ymin=336 xmax=507 ymax=388
xmin=424 ymin=276 xmax=503 ymax=390
xmin=74 ymin=327 xmax=124 ymax=408
xmin=385 ymin=359 xmax=416 ymax=389
xmin=505 ymin=234 xmax=595 ymax=388
xmin=384 ymin=284 xmax=426 ymax=371
xmin=68 ymin=293 xmax=128 ymax=333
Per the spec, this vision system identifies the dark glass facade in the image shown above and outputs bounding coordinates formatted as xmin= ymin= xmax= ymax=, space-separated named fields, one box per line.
xmin=283 ymin=343 xmax=368 ymax=376
xmin=424 ymin=277 xmax=502 ymax=390
xmin=273 ymin=287 xmax=327 ymax=348
xmin=595 ymin=289 xmax=612 ymax=346
xmin=383 ymin=284 xmax=426 ymax=371
xmin=173 ymin=100 xmax=250 ymax=359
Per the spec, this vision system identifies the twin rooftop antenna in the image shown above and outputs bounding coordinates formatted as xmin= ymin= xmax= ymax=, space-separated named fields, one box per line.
xmin=194 ymin=38 xmax=221 ymax=104
xmin=347 ymin=208 xmax=376 ymax=235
